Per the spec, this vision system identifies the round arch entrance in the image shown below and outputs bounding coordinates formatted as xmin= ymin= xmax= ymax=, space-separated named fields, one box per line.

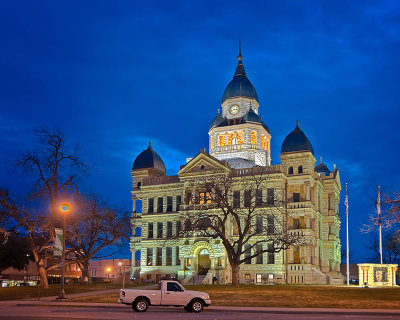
xmin=198 ymin=249 xmax=211 ymax=275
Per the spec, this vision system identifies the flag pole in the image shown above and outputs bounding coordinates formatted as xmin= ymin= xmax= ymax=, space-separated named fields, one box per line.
xmin=377 ymin=186 xmax=383 ymax=264
xmin=345 ymin=182 xmax=349 ymax=285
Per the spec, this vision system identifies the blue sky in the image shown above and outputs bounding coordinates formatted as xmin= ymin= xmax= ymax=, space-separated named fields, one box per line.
xmin=1 ymin=0 xmax=399 ymax=262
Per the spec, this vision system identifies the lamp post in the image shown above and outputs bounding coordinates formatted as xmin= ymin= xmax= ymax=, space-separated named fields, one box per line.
xmin=106 ymin=267 xmax=111 ymax=282
xmin=58 ymin=203 xmax=71 ymax=300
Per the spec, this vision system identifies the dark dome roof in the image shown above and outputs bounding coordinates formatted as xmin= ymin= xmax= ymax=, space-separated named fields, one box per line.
xmin=132 ymin=142 xmax=166 ymax=173
xmin=222 ymin=51 xmax=258 ymax=103
xmin=209 ymin=111 xmax=225 ymax=129
xmin=315 ymin=157 xmax=330 ymax=175
xmin=243 ymin=109 xmax=270 ymax=133
xmin=281 ymin=122 xmax=314 ymax=155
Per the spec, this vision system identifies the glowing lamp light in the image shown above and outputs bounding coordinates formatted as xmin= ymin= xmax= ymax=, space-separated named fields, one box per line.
xmin=60 ymin=203 xmax=71 ymax=213
xmin=106 ymin=267 xmax=111 ymax=272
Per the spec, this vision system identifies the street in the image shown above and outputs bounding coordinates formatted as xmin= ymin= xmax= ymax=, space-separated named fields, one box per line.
xmin=0 ymin=304 xmax=399 ymax=320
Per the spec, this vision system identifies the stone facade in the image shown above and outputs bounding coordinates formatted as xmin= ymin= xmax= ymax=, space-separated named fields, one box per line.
xmin=129 ymin=49 xmax=343 ymax=285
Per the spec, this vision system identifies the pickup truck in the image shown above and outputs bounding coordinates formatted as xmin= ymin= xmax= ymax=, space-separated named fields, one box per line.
xmin=118 ymin=280 xmax=211 ymax=313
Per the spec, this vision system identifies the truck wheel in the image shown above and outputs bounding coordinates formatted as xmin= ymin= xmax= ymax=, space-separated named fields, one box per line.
xmin=132 ymin=298 xmax=149 ymax=312
xmin=190 ymin=299 xmax=204 ymax=313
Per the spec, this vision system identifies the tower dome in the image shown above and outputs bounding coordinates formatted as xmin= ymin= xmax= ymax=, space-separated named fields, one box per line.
xmin=281 ymin=121 xmax=314 ymax=155
xmin=132 ymin=141 xmax=166 ymax=173
xmin=209 ymin=109 xmax=226 ymax=129
xmin=222 ymin=44 xmax=258 ymax=103
xmin=315 ymin=157 xmax=330 ymax=176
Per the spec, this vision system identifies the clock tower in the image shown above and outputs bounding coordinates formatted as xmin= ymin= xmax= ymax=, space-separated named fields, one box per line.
xmin=208 ymin=45 xmax=271 ymax=168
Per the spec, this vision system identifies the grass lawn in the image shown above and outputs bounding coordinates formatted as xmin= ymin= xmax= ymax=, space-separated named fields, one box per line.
xmin=0 ymin=283 xmax=142 ymax=301
xmin=70 ymin=284 xmax=400 ymax=309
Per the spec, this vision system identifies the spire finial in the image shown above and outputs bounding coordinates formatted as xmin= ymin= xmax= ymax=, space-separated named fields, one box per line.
xmin=237 ymin=38 xmax=243 ymax=61
xmin=296 ymin=120 xmax=299 ymax=127
xmin=320 ymin=156 xmax=323 ymax=163
xmin=217 ymin=108 xmax=220 ymax=115
xmin=149 ymin=140 xmax=152 ymax=148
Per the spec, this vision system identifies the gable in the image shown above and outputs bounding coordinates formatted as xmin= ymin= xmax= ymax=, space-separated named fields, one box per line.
xmin=178 ymin=151 xmax=229 ymax=178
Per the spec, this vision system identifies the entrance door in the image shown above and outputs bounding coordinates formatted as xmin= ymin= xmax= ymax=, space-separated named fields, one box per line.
xmin=198 ymin=249 xmax=211 ymax=275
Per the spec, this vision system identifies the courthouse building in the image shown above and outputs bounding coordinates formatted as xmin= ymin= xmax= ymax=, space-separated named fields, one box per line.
xmin=129 ymin=48 xmax=343 ymax=284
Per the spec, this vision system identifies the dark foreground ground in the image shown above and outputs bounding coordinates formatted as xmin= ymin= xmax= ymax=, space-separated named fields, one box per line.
xmin=1 ymin=303 xmax=400 ymax=320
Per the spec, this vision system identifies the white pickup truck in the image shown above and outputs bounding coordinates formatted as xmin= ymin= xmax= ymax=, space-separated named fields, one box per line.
xmin=118 ymin=280 xmax=211 ymax=313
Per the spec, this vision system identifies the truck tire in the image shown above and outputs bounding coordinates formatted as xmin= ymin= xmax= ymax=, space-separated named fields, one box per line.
xmin=132 ymin=298 xmax=149 ymax=312
xmin=190 ymin=299 xmax=204 ymax=313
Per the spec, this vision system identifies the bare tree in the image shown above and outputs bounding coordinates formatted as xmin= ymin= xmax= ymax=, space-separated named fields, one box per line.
xmin=0 ymin=189 xmax=60 ymax=287
xmin=66 ymin=193 xmax=131 ymax=283
xmin=16 ymin=128 xmax=89 ymax=228
xmin=382 ymin=191 xmax=400 ymax=227
xmin=177 ymin=168 xmax=306 ymax=286
xmin=367 ymin=233 xmax=400 ymax=264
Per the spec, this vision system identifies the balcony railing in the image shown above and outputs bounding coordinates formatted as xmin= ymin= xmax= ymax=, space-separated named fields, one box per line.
xmin=231 ymin=164 xmax=281 ymax=177
xmin=288 ymin=201 xmax=311 ymax=209
xmin=289 ymin=228 xmax=314 ymax=238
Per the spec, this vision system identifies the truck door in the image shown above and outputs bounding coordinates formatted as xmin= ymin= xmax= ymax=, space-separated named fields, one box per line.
xmin=162 ymin=282 xmax=187 ymax=306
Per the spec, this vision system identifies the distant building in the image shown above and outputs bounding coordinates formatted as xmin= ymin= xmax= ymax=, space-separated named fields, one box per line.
xmin=0 ymin=255 xmax=81 ymax=287
xmin=130 ymin=47 xmax=343 ymax=284
xmin=88 ymin=258 xmax=131 ymax=280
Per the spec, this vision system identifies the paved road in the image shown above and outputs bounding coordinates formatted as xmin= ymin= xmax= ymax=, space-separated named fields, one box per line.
xmin=0 ymin=303 xmax=399 ymax=320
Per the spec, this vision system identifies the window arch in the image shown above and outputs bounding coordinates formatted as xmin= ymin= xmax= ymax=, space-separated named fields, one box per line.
xmin=298 ymin=165 xmax=303 ymax=174
xmin=137 ymin=181 xmax=142 ymax=188
xmin=288 ymin=166 xmax=294 ymax=175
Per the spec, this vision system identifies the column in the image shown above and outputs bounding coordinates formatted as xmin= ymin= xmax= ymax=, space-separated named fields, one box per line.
xmin=132 ymin=198 xmax=136 ymax=213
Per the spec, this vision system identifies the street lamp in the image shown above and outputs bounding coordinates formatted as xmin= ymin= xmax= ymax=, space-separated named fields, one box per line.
xmin=106 ymin=267 xmax=111 ymax=282
xmin=57 ymin=202 xmax=71 ymax=300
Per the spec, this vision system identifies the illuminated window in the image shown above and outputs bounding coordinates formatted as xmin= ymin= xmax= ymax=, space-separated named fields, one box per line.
xmin=218 ymin=134 xmax=227 ymax=146
xmin=218 ymin=257 xmax=222 ymax=266
xmin=187 ymin=258 xmax=191 ymax=266
xmin=211 ymin=137 xmax=214 ymax=149
xmin=261 ymin=135 xmax=267 ymax=150
xmin=199 ymin=192 xmax=211 ymax=204
xmin=251 ymin=131 xmax=257 ymax=144
xmin=245 ymin=274 xmax=251 ymax=279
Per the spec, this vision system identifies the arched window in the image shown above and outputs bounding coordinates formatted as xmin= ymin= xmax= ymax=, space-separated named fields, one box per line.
xmin=288 ymin=166 xmax=293 ymax=175
xmin=137 ymin=181 xmax=142 ymax=188
xmin=298 ymin=165 xmax=303 ymax=174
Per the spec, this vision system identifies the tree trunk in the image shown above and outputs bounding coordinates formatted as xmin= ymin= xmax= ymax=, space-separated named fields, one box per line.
xmin=30 ymin=244 xmax=49 ymax=288
xmin=231 ymin=263 xmax=240 ymax=286
xmin=37 ymin=259 xmax=49 ymax=288
xmin=80 ymin=261 xmax=90 ymax=284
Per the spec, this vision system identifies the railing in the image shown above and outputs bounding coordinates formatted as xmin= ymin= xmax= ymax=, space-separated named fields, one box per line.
xmin=288 ymin=201 xmax=311 ymax=209
xmin=179 ymin=203 xmax=216 ymax=211
xmin=130 ymin=236 xmax=141 ymax=243
xmin=289 ymin=228 xmax=314 ymax=238
xmin=142 ymin=175 xmax=180 ymax=186
xmin=231 ymin=164 xmax=281 ymax=177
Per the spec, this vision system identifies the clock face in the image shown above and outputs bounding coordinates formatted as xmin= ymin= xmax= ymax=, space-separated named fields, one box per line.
xmin=229 ymin=104 xmax=240 ymax=115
